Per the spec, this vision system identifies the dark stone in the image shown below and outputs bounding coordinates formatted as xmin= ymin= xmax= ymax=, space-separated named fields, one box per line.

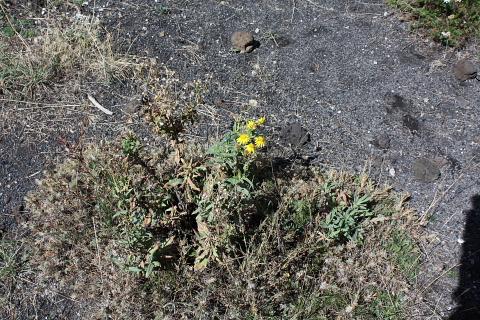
xmin=281 ymin=123 xmax=310 ymax=147
xmin=398 ymin=46 xmax=426 ymax=65
xmin=413 ymin=158 xmax=440 ymax=182
xmin=402 ymin=114 xmax=420 ymax=133
xmin=275 ymin=36 xmax=292 ymax=48
xmin=437 ymin=102 xmax=457 ymax=118
xmin=372 ymin=134 xmax=391 ymax=150
xmin=385 ymin=93 xmax=410 ymax=114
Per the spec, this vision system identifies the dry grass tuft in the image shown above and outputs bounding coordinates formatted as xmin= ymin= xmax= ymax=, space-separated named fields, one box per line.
xmin=0 ymin=12 xmax=138 ymax=98
xmin=0 ymin=6 xmax=150 ymax=146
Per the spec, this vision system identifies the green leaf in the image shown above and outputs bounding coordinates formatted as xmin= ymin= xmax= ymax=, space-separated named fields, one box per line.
xmin=167 ymin=178 xmax=184 ymax=187
xmin=128 ymin=266 xmax=142 ymax=273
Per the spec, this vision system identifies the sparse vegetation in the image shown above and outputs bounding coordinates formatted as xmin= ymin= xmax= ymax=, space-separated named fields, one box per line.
xmin=387 ymin=229 xmax=421 ymax=282
xmin=18 ymin=74 xmax=422 ymax=319
xmin=0 ymin=236 xmax=25 ymax=286
xmin=387 ymin=0 xmax=480 ymax=46
xmin=0 ymin=2 xmax=431 ymax=319
xmin=0 ymin=6 xmax=139 ymax=98
xmin=0 ymin=233 xmax=30 ymax=317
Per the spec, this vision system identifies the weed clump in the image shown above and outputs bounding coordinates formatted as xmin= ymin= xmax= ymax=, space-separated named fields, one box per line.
xmin=388 ymin=0 xmax=480 ymax=46
xmin=24 ymin=78 xmax=421 ymax=319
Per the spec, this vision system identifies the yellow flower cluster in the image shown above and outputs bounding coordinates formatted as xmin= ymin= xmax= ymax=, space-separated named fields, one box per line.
xmin=236 ymin=117 xmax=267 ymax=155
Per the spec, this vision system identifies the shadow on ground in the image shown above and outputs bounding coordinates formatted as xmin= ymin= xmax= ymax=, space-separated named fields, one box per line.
xmin=450 ymin=195 xmax=480 ymax=319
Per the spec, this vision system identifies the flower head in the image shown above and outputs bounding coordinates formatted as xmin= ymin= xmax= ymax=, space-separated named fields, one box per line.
xmin=246 ymin=120 xmax=257 ymax=130
xmin=254 ymin=136 xmax=266 ymax=148
xmin=244 ymin=143 xmax=256 ymax=155
xmin=256 ymin=117 xmax=266 ymax=125
xmin=236 ymin=133 xmax=250 ymax=145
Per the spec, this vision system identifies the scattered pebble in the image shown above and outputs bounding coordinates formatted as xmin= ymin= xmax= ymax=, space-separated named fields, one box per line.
xmin=231 ymin=31 xmax=255 ymax=53
xmin=372 ymin=134 xmax=391 ymax=150
xmin=402 ymin=114 xmax=420 ymax=133
xmin=457 ymin=238 xmax=465 ymax=244
xmin=453 ymin=59 xmax=477 ymax=81
xmin=389 ymin=167 xmax=396 ymax=177
xmin=281 ymin=123 xmax=310 ymax=147
xmin=412 ymin=158 xmax=440 ymax=183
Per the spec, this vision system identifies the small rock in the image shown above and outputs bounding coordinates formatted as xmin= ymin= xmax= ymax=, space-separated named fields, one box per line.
xmin=412 ymin=158 xmax=440 ymax=183
xmin=273 ymin=35 xmax=292 ymax=48
xmin=248 ymin=99 xmax=258 ymax=107
xmin=389 ymin=167 xmax=396 ymax=177
xmin=453 ymin=59 xmax=477 ymax=81
xmin=159 ymin=31 xmax=165 ymax=37
xmin=384 ymin=93 xmax=410 ymax=114
xmin=281 ymin=123 xmax=310 ymax=147
xmin=402 ymin=114 xmax=420 ymax=133
xmin=372 ymin=134 xmax=391 ymax=150
xmin=231 ymin=31 xmax=255 ymax=53
xmin=431 ymin=156 xmax=449 ymax=168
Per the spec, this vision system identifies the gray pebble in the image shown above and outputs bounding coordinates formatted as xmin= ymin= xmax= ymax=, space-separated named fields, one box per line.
xmin=413 ymin=158 xmax=440 ymax=182
xmin=453 ymin=59 xmax=477 ymax=81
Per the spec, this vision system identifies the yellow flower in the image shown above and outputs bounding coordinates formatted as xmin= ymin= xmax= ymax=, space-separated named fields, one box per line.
xmin=236 ymin=133 xmax=250 ymax=145
xmin=246 ymin=120 xmax=257 ymax=130
xmin=256 ymin=117 xmax=266 ymax=125
xmin=254 ymin=136 xmax=266 ymax=148
xmin=244 ymin=143 xmax=256 ymax=155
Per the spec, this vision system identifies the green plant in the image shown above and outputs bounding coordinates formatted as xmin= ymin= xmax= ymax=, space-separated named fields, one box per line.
xmin=287 ymin=199 xmax=313 ymax=230
xmin=1 ymin=16 xmax=36 ymax=38
xmin=386 ymin=229 xmax=420 ymax=282
xmin=155 ymin=5 xmax=172 ymax=15
xmin=0 ymin=234 xmax=29 ymax=317
xmin=284 ymin=291 xmax=350 ymax=320
xmin=191 ymin=117 xmax=267 ymax=270
xmin=121 ymin=134 xmax=141 ymax=157
xmin=207 ymin=117 xmax=266 ymax=181
xmin=23 ymin=74 xmax=421 ymax=318
xmin=387 ymin=0 xmax=480 ymax=46
xmin=0 ymin=236 xmax=25 ymax=282
xmin=351 ymin=290 xmax=404 ymax=319
xmin=321 ymin=179 xmax=375 ymax=243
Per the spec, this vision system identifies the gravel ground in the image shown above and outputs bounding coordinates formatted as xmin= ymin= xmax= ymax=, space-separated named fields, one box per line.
xmin=2 ymin=0 xmax=480 ymax=318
